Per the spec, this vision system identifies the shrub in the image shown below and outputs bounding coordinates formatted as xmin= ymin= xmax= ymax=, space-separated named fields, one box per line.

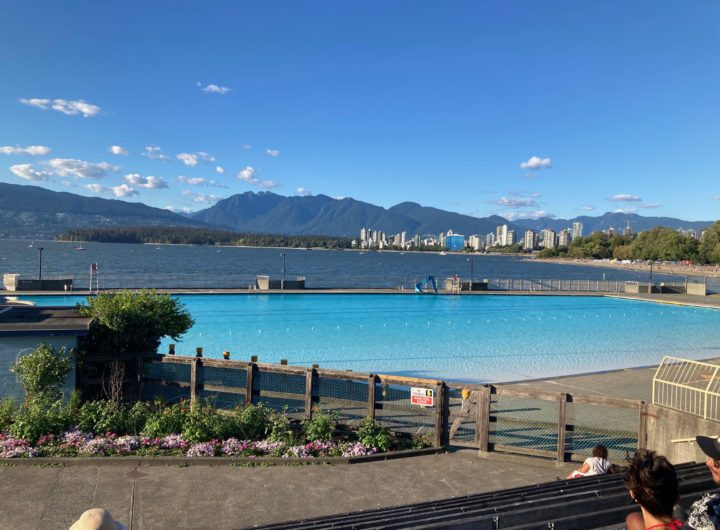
xmin=302 ymin=408 xmax=336 ymax=442
xmin=235 ymin=404 xmax=268 ymax=440
xmin=356 ymin=416 xmax=390 ymax=452
xmin=10 ymin=343 xmax=72 ymax=403
xmin=266 ymin=408 xmax=298 ymax=445
xmin=10 ymin=399 xmax=71 ymax=443
xmin=181 ymin=405 xmax=229 ymax=444
xmin=78 ymin=290 xmax=194 ymax=354
xmin=77 ymin=400 xmax=127 ymax=435
xmin=125 ymin=401 xmax=152 ymax=435
xmin=0 ymin=400 xmax=16 ymax=432
xmin=142 ymin=401 xmax=189 ymax=438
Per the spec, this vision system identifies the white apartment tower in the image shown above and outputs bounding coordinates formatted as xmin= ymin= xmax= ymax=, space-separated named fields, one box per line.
xmin=523 ymin=230 xmax=536 ymax=251
xmin=496 ymin=224 xmax=509 ymax=246
xmin=572 ymin=222 xmax=583 ymax=240
xmin=541 ymin=229 xmax=557 ymax=249
xmin=558 ymin=229 xmax=571 ymax=247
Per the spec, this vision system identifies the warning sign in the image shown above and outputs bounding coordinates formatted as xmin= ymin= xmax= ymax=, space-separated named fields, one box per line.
xmin=411 ymin=387 xmax=435 ymax=407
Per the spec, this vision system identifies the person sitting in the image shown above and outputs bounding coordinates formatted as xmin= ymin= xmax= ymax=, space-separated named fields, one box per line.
xmin=684 ymin=435 xmax=720 ymax=529
xmin=567 ymin=444 xmax=611 ymax=479
xmin=624 ymin=450 xmax=683 ymax=530
xmin=69 ymin=508 xmax=128 ymax=530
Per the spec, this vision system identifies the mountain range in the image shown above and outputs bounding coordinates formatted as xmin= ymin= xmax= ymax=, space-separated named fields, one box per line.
xmin=0 ymin=182 xmax=713 ymax=240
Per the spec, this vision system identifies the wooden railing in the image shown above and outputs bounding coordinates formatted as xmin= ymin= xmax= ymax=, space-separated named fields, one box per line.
xmin=138 ymin=353 xmax=645 ymax=460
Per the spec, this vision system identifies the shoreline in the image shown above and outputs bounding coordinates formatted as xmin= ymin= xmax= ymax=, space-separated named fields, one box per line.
xmin=528 ymin=257 xmax=720 ymax=279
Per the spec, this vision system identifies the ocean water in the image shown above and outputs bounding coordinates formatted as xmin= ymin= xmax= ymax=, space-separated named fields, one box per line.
xmin=0 ymin=238 xmax=687 ymax=289
xmin=20 ymin=293 xmax=720 ymax=383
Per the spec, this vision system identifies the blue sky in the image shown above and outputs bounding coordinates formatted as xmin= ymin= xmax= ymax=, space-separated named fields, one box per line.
xmin=0 ymin=0 xmax=718 ymax=221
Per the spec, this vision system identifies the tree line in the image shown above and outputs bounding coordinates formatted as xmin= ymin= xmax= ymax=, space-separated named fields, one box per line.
xmin=537 ymin=222 xmax=720 ymax=264
xmin=57 ymin=226 xmax=353 ymax=249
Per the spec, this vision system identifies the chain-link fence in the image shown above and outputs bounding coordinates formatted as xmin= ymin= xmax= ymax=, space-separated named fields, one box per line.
xmin=566 ymin=398 xmax=640 ymax=462
xmin=140 ymin=354 xmax=643 ymax=457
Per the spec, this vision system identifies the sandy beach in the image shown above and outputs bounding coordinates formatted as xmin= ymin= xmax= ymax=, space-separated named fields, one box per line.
xmin=528 ymin=257 xmax=720 ymax=279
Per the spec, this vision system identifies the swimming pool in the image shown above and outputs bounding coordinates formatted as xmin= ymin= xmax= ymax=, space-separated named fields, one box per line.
xmin=18 ymin=294 xmax=720 ymax=383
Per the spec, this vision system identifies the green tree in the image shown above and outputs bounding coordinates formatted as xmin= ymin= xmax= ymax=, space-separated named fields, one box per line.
xmin=78 ymin=290 xmax=194 ymax=354
xmin=10 ymin=343 xmax=72 ymax=403
xmin=699 ymin=221 xmax=720 ymax=264
xmin=628 ymin=227 xmax=699 ymax=262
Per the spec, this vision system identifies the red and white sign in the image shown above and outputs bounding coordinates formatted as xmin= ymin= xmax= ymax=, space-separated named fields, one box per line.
xmin=411 ymin=387 xmax=435 ymax=407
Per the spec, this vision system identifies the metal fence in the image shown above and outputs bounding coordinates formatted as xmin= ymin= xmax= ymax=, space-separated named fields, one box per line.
xmin=140 ymin=353 xmax=644 ymax=460
xmin=653 ymin=356 xmax=720 ymax=421
xmin=487 ymin=278 xmax=624 ymax=293
xmin=447 ymin=385 xmax=643 ymax=462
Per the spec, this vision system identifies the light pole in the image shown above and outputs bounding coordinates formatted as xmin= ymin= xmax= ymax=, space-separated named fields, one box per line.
xmin=38 ymin=247 xmax=44 ymax=282
xmin=466 ymin=257 xmax=474 ymax=291
xmin=281 ymin=253 xmax=286 ymax=290
xmin=649 ymin=260 xmax=654 ymax=283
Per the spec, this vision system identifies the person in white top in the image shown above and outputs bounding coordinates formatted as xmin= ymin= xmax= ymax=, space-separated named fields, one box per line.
xmin=567 ymin=444 xmax=612 ymax=479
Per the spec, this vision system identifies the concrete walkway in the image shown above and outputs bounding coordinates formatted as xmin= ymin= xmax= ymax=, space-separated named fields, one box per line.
xmin=0 ymin=450 xmax=576 ymax=530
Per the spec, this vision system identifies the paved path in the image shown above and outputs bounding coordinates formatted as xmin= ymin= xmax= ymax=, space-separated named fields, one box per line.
xmin=0 ymin=450 xmax=576 ymax=530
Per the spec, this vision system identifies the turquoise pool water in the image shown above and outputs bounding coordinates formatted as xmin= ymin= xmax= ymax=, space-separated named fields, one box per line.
xmin=18 ymin=294 xmax=720 ymax=383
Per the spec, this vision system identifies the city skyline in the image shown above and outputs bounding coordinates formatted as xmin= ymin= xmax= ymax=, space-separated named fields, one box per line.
xmin=0 ymin=1 xmax=718 ymax=221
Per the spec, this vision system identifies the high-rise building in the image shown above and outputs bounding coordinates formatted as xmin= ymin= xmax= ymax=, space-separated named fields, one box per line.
xmin=623 ymin=225 xmax=633 ymax=237
xmin=572 ymin=222 xmax=583 ymax=239
xmin=496 ymin=224 xmax=509 ymax=246
xmin=541 ymin=229 xmax=557 ymax=249
xmin=468 ymin=235 xmax=483 ymax=251
xmin=507 ymin=230 xmax=516 ymax=246
xmin=446 ymin=234 xmax=465 ymax=251
xmin=523 ymin=230 xmax=536 ymax=251
xmin=558 ymin=229 xmax=570 ymax=247
xmin=485 ymin=233 xmax=495 ymax=248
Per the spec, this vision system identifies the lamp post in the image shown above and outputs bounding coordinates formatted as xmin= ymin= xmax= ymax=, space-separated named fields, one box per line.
xmin=466 ymin=257 xmax=474 ymax=291
xmin=38 ymin=247 xmax=44 ymax=282
xmin=281 ymin=252 xmax=286 ymax=290
xmin=649 ymin=260 xmax=654 ymax=283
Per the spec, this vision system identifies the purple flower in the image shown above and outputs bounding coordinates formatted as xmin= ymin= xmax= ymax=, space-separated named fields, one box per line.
xmin=0 ymin=436 xmax=39 ymax=458
xmin=187 ymin=441 xmax=219 ymax=457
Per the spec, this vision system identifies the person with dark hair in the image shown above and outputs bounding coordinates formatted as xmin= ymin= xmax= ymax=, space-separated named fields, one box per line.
xmin=624 ymin=450 xmax=683 ymax=530
xmin=567 ymin=444 xmax=611 ymax=479
xmin=684 ymin=435 xmax=720 ymax=529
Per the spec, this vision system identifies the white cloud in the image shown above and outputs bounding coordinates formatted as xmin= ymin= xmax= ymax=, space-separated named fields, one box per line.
xmin=236 ymin=166 xmax=280 ymax=189
xmin=638 ymin=203 xmax=661 ymax=209
xmin=520 ymin=156 xmax=552 ymax=170
xmin=0 ymin=145 xmax=51 ymax=156
xmin=19 ymin=98 xmax=101 ymax=117
xmin=502 ymin=210 xmax=554 ymax=221
xmin=197 ymin=82 xmax=231 ymax=94
xmin=9 ymin=163 xmax=51 ymax=181
xmin=110 ymin=145 xmax=128 ymax=156
xmin=177 ymin=151 xmax=215 ymax=167
xmin=123 ymin=174 xmax=168 ymax=189
xmin=176 ymin=175 xmax=227 ymax=188
xmin=191 ymin=192 xmax=223 ymax=204
xmin=45 ymin=158 xmax=119 ymax=179
xmin=143 ymin=146 xmax=170 ymax=161
xmin=111 ymin=184 xmax=138 ymax=197
xmin=609 ymin=194 xmax=642 ymax=203
xmin=714 ymin=195 xmax=720 ymax=200
xmin=215 ymin=165 xmax=225 ymax=174
xmin=490 ymin=197 xmax=540 ymax=208
xmin=84 ymin=183 xmax=107 ymax=193
xmin=241 ymin=144 xmax=252 ymax=150
xmin=296 ymin=187 xmax=312 ymax=196
xmin=266 ymin=148 xmax=280 ymax=157
xmin=613 ymin=208 xmax=638 ymax=214
xmin=165 ymin=205 xmax=193 ymax=214
xmin=578 ymin=205 xmax=595 ymax=212
xmin=333 ymin=196 xmax=348 ymax=200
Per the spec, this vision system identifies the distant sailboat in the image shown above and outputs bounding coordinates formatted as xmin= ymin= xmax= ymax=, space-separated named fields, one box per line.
xmin=74 ymin=246 xmax=86 ymax=251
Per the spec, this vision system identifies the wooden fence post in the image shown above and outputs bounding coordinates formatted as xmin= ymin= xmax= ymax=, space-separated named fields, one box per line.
xmin=190 ymin=357 xmax=199 ymax=406
xmin=557 ymin=392 xmax=569 ymax=462
xmin=476 ymin=385 xmax=491 ymax=452
xmin=434 ymin=383 xmax=449 ymax=447
xmin=367 ymin=374 xmax=376 ymax=420
xmin=245 ymin=362 xmax=255 ymax=406
xmin=638 ymin=401 xmax=647 ymax=450
xmin=304 ymin=368 xmax=315 ymax=418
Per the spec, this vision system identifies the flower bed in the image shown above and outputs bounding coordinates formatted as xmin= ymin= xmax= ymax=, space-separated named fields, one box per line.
xmin=0 ymin=430 xmax=379 ymax=459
